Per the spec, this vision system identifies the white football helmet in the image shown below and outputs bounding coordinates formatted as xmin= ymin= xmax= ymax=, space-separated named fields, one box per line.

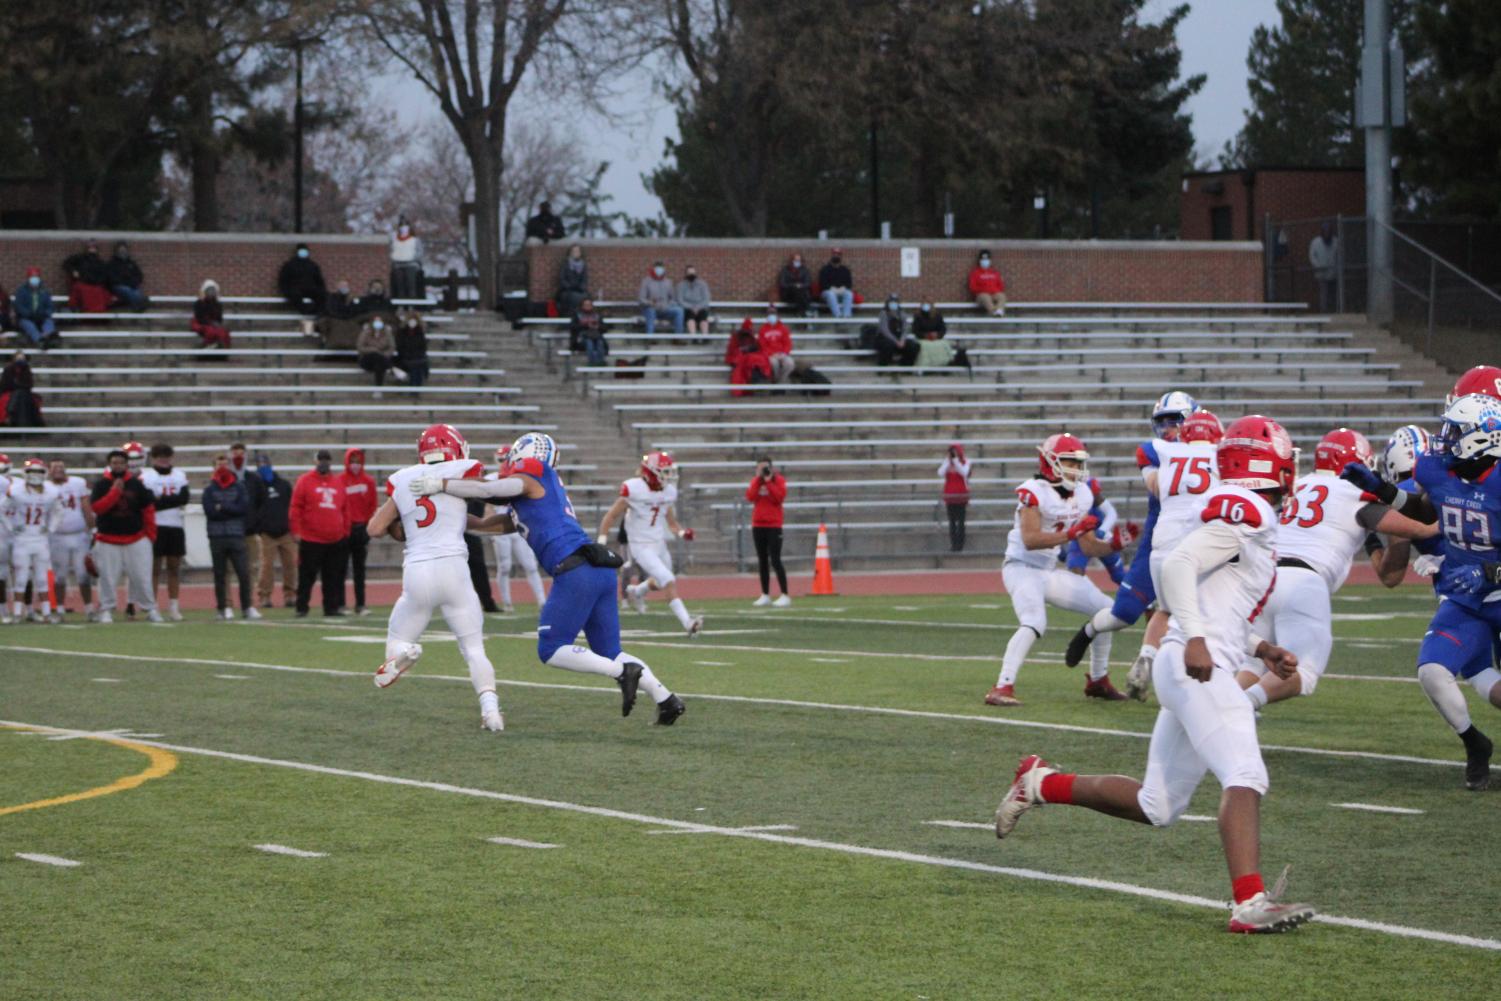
xmin=1439 ymin=394 xmax=1501 ymax=463
xmin=507 ymin=432 xmax=559 ymax=471
xmin=1379 ymin=425 xmax=1432 ymax=484
xmin=1151 ymin=391 xmax=1198 ymax=439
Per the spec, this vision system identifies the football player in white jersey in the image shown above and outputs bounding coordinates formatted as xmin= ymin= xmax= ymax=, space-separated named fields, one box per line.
xmin=596 ymin=451 xmax=703 ymax=637
xmin=47 ymin=460 xmax=95 ymax=618
xmin=367 ymin=423 xmax=507 ymax=731
xmin=987 ymin=433 xmax=1132 ymax=707
xmin=486 ymin=447 xmax=547 ymax=613
xmin=139 ymin=443 xmax=190 ymax=621
xmin=3 ymin=458 xmax=64 ymax=623
xmin=1237 ymin=428 xmax=1438 ymax=708
xmin=994 ymin=415 xmax=1318 ymax=935
xmin=0 ymin=454 xmax=12 ymax=623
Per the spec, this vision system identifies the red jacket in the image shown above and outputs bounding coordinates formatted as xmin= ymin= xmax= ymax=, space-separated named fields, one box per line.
xmin=290 ymin=469 xmax=351 ymax=543
xmin=940 ymin=446 xmax=972 ymax=503
xmin=757 ymin=322 xmax=792 ymax=356
xmin=746 ymin=473 xmax=788 ymax=528
xmin=968 ymin=266 xmax=1005 ymax=296
xmin=339 ymin=448 xmax=378 ymax=524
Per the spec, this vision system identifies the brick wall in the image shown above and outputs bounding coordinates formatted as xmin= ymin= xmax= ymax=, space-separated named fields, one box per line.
xmin=526 ymin=238 xmax=1263 ymax=307
xmin=1180 ymin=169 xmax=1365 ymax=242
xmin=0 ymin=229 xmax=389 ymax=298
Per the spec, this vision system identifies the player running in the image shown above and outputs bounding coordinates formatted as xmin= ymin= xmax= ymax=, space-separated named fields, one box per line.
xmin=994 ymin=415 xmax=1317 ymax=934
xmin=1371 ymin=425 xmax=1445 ymax=584
xmin=412 ymin=431 xmax=686 ymax=725
xmin=596 ymin=451 xmax=703 ymax=637
xmin=986 ymin=433 xmax=1132 ymax=706
xmin=3 ymin=458 xmax=64 ymax=623
xmin=47 ymin=460 xmax=95 ymax=618
xmin=1237 ymin=428 xmax=1437 ymax=709
xmin=366 ymin=424 xmax=508 ymax=732
xmin=487 ymin=449 xmax=547 ymax=613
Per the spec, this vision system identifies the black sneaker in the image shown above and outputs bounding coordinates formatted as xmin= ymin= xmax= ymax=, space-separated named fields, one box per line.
xmin=616 ymin=661 xmax=643 ymax=717
xmin=1465 ymin=730 xmax=1493 ymax=791
xmin=1063 ymin=625 xmax=1093 ymax=668
xmin=654 ymin=694 xmax=686 ymax=726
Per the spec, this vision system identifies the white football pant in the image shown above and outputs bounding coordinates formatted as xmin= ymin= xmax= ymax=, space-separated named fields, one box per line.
xmin=1000 ymin=562 xmax=1113 ymax=684
xmin=50 ymin=531 xmax=90 ymax=585
xmin=492 ymin=534 xmax=546 ymax=609
xmin=10 ymin=537 xmax=52 ymax=602
xmin=387 ymin=555 xmax=497 ymax=696
xmin=630 ymin=541 xmax=676 ymax=587
xmin=1242 ymin=566 xmax=1331 ymax=695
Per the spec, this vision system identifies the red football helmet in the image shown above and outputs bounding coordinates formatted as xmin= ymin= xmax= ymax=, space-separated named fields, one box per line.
xmin=640 ymin=451 xmax=678 ymax=491
xmin=1217 ymin=415 xmax=1296 ymax=493
xmin=23 ymin=457 xmax=46 ymax=484
xmin=121 ymin=440 xmax=146 ymax=471
xmin=1038 ymin=433 xmax=1089 ymax=487
xmin=0 ymin=453 xmax=10 ymax=474
xmin=417 ymin=423 xmax=469 ymax=464
xmin=1447 ymin=365 xmax=1501 ymax=408
xmin=1179 ymin=409 xmax=1224 ymax=445
xmin=1314 ymin=427 xmax=1374 ymax=474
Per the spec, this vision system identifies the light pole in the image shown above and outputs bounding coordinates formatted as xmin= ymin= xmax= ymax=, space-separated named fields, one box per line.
xmin=1358 ymin=0 xmax=1402 ymax=324
xmin=280 ymin=35 xmax=324 ymax=234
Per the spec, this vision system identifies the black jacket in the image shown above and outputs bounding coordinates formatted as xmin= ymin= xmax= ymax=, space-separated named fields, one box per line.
xmin=254 ymin=474 xmax=293 ymax=537
xmin=203 ymin=477 xmax=249 ymax=538
xmin=525 ymin=212 xmax=565 ymax=242
xmin=105 ymin=256 xmax=144 ymax=289
xmin=278 ymin=256 xmax=326 ymax=298
xmin=818 ymin=263 xmax=852 ymax=290
xmin=65 ymin=251 xmax=109 ymax=285
xmin=90 ymin=471 xmax=154 ymax=540
xmin=912 ymin=310 xmax=947 ymax=339
xmin=396 ymin=324 xmax=428 ymax=364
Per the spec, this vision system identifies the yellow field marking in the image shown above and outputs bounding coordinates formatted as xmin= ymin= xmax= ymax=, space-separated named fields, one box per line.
xmin=0 ymin=724 xmax=178 ymax=817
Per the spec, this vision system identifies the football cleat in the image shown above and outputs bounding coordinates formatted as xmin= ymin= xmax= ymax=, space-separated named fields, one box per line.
xmin=1228 ymin=870 xmax=1316 ymax=934
xmin=616 ymin=660 xmax=644 ymax=716
xmin=1063 ymin=625 xmax=1093 ymax=668
xmin=375 ymin=643 xmax=423 ymax=689
xmin=994 ymin=754 xmax=1054 ymax=838
xmin=168 ymin=607 xmax=185 ymax=622
xmin=1464 ymin=730 xmax=1493 ymax=791
xmin=220 ymin=608 xmax=235 ymax=621
xmin=481 ymin=708 xmax=506 ymax=732
xmin=654 ymin=693 xmax=686 ymax=726
xmin=686 ymin=616 xmax=703 ymax=638
xmin=1125 ymin=652 xmax=1154 ymax=702
xmin=28 ymin=610 xmax=45 ymax=624
xmin=984 ymin=684 xmax=1021 ymax=707
xmin=1084 ymin=677 xmax=1128 ymax=701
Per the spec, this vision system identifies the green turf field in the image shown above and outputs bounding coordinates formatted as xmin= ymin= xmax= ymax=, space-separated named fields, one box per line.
xmin=2 ymin=586 xmax=1497 ymax=1000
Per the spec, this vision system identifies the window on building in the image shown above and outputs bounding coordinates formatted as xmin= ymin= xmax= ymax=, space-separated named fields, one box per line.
xmin=1209 ymin=206 xmax=1233 ymax=241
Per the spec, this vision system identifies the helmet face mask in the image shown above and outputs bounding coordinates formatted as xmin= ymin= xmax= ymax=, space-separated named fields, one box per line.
xmin=1438 ymin=394 xmax=1501 ymax=474
xmin=122 ymin=440 xmax=146 ymax=472
xmin=1151 ymin=391 xmax=1198 ymax=441
xmin=23 ymin=458 xmax=46 ymax=486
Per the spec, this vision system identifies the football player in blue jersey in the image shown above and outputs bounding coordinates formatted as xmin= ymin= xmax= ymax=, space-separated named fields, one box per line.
xmin=1343 ymin=396 xmax=1501 ymax=789
xmin=412 ymin=431 xmax=686 ymax=726
xmin=1063 ymin=390 xmax=1197 ymax=699
xmin=1371 ymin=425 xmax=1444 ymax=586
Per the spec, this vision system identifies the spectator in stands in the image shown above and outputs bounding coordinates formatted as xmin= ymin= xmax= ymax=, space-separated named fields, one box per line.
xmin=525 ymin=200 xmax=566 ymax=244
xmin=968 ymin=249 xmax=1007 ymax=316
xmin=356 ymin=316 xmax=402 ymax=388
xmin=395 ymin=310 xmax=430 ymax=387
xmin=13 ymin=267 xmax=58 ymax=349
xmin=0 ymin=350 xmax=43 ymax=427
xmin=638 ymin=260 xmax=684 ymax=334
xmin=0 ymin=281 xmax=12 ymax=332
xmin=747 ymin=456 xmax=790 ymax=607
xmin=818 ymin=249 xmax=855 ymax=318
xmin=278 ymin=242 xmax=327 ymax=337
xmin=571 ymin=298 xmax=608 ymax=367
xmin=229 ymin=441 xmax=251 ymax=481
xmin=105 ymin=241 xmax=147 ymax=311
xmin=912 ymin=299 xmax=947 ymax=339
xmin=677 ymin=264 xmax=712 ymax=335
xmin=356 ymin=278 xmax=393 ymax=317
xmin=203 ymin=452 xmax=257 ymax=620
xmin=758 ymin=306 xmax=795 ymax=383
xmin=327 ymin=280 xmax=357 ymax=319
xmin=90 ymin=449 xmax=159 ymax=623
xmin=777 ymin=253 xmax=813 ymax=315
xmin=252 ymin=452 xmax=297 ymax=609
xmin=557 ymin=244 xmax=589 ymax=318
xmin=64 ymin=239 xmax=112 ymax=313
xmin=192 ymin=279 xmax=231 ymax=350
xmin=390 ymin=217 xmax=423 ymax=301
xmin=727 ymin=317 xmax=772 ymax=396
xmin=290 ymin=449 xmax=351 ymax=617
xmin=939 ymin=444 xmax=972 ymax=552
xmin=340 ymin=448 xmax=376 ymax=616
xmin=875 ymin=295 xmax=920 ymax=366
xmin=1309 ymin=222 xmax=1339 ymax=312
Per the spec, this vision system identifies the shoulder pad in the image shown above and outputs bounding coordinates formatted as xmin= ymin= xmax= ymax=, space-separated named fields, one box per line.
xmin=505 ymin=458 xmax=547 ymax=478
xmin=1136 ymin=442 xmax=1160 ymax=469
xmin=1016 ymin=487 xmax=1040 ymax=508
xmin=1200 ymin=492 xmax=1264 ymax=529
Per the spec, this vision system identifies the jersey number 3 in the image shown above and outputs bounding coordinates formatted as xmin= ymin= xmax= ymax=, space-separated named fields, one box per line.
xmin=415 ymin=496 xmax=437 ymax=529
xmin=1280 ymin=484 xmax=1327 ymax=528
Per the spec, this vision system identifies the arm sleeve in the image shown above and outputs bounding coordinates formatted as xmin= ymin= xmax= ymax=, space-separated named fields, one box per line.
xmin=767 ymin=476 xmax=787 ymax=503
xmin=92 ymin=483 xmax=121 ymax=514
xmin=1159 ymin=520 xmax=1247 ymax=639
xmin=1355 ymin=500 xmax=1391 ymax=531
xmin=1095 ymin=498 xmax=1119 ymax=534
xmin=445 ymin=476 xmax=527 ymax=500
xmin=155 ymin=487 xmax=190 ymax=511
xmin=746 ymin=479 xmax=761 ymax=502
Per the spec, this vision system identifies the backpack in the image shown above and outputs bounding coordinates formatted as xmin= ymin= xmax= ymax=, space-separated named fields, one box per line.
xmin=789 ymin=366 xmax=832 ymax=396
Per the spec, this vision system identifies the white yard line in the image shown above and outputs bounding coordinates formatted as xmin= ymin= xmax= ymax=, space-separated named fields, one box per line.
xmin=254 ymin=844 xmax=327 ymax=858
xmin=16 ymin=852 xmax=82 ymax=867
xmin=694 ymin=661 xmax=732 ymax=667
xmin=485 ymin=836 xmax=560 ymax=849
xmin=4 ymin=719 xmax=1493 ymax=953
xmin=648 ymin=824 xmax=799 ymax=836
xmin=1332 ymin=803 xmax=1426 ymax=815
xmin=91 ymin=678 xmax=122 ymax=684
xmin=214 ymin=675 xmax=251 ymax=680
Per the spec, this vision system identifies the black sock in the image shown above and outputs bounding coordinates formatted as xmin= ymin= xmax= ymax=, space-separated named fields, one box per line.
xmin=1459 ymin=725 xmax=1491 ymax=755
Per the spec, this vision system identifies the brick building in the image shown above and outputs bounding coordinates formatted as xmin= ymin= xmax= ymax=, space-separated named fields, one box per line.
xmin=1180 ymin=167 xmax=1365 ymax=242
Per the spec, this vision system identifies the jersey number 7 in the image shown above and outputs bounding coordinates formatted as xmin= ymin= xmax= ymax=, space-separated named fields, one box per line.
xmin=1167 ymin=456 xmax=1213 ymax=495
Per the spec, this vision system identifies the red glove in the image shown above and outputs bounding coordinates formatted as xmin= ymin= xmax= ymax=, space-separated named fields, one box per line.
xmin=1066 ymin=515 xmax=1100 ymax=541
xmin=1107 ymin=521 xmax=1142 ymax=551
xmin=680 ymin=527 xmax=695 ymax=542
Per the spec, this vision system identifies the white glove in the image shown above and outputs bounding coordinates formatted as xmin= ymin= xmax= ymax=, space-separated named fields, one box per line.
xmin=409 ymin=475 xmax=443 ymax=497
xmin=596 ymin=534 xmax=607 ymax=545
xmin=1413 ymin=553 xmax=1445 ymax=578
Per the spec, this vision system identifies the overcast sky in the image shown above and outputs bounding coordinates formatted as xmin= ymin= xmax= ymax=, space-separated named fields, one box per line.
xmin=381 ymin=0 xmax=1282 ymax=221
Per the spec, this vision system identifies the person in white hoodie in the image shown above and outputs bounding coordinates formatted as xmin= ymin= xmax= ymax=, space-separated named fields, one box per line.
xmin=389 ymin=217 xmax=423 ymax=300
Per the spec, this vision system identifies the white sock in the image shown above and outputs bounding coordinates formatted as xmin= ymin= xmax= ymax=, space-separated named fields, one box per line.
xmin=999 ymin=627 xmax=1038 ymax=687
xmin=668 ymin=597 xmax=693 ymax=629
xmin=479 ymin=689 xmax=500 ymax=715
xmin=629 ymin=582 xmax=650 ymax=599
xmin=1089 ymin=608 xmax=1131 ymax=635
xmin=169 ymin=598 xmax=180 ymax=614
xmin=456 ymin=633 xmax=497 ymax=695
xmin=546 ymin=645 xmax=622 ymax=678
xmin=617 ymin=652 xmax=670 ymax=702
xmin=1088 ymin=631 xmax=1111 ymax=681
xmin=496 ymin=573 xmax=512 ymax=606
xmin=1243 ymin=683 xmax=1270 ymax=709
xmin=41 ymin=600 xmax=52 ymax=616
xmin=1418 ymin=662 xmax=1471 ymax=733
xmin=1136 ymin=642 xmax=1158 ymax=665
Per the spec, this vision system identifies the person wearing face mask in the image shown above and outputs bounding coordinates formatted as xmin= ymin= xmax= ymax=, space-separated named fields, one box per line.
xmin=356 ymin=278 xmax=393 ymax=317
xmin=105 ymin=241 xmax=148 ymax=311
xmin=340 ymin=448 xmax=377 ymax=615
xmin=557 ymin=244 xmax=589 ymax=318
xmin=63 ymin=239 xmax=112 ymax=313
xmin=777 ymin=253 xmax=813 ymax=315
xmin=524 ymin=200 xmax=565 ymax=243
xmin=327 ymin=279 xmax=356 ymax=319
xmin=290 ymin=449 xmax=351 ymax=617
xmin=969 ymin=249 xmax=1007 ymax=316
xmin=356 ymin=315 xmax=403 ymax=388
xmin=251 ymin=453 xmax=297 ymax=610
xmin=818 ymin=249 xmax=855 ymax=318
xmin=140 ymin=443 xmax=190 ymax=621
xmin=278 ymin=242 xmax=327 ymax=336
xmin=638 ymin=260 xmax=684 ymax=334
xmin=677 ymin=265 xmax=712 ymax=335
xmin=202 ymin=453 xmax=259 ymax=620
xmin=1 ymin=350 xmax=44 ymax=427
xmin=875 ymin=295 xmax=920 ymax=366
xmin=389 ymin=217 xmax=424 ymax=301
xmin=90 ymin=449 xmax=161 ymax=624
xmin=192 ymin=279 xmax=231 ymax=350
xmin=395 ymin=310 xmax=430 ymax=387
xmin=914 ymin=301 xmax=961 ymax=369
xmin=13 ymin=267 xmax=58 ymax=349
xmin=758 ymin=306 xmax=795 ymax=383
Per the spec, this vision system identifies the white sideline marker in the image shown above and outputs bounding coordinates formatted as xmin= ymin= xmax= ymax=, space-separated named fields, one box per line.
xmin=214 ymin=674 xmax=251 ymax=680
xmin=694 ymin=661 xmax=732 ymax=667
xmin=91 ymin=678 xmax=122 ymax=684
xmin=809 ymin=657 xmax=848 ymax=664
xmin=254 ymin=844 xmax=327 ymax=858
xmin=486 ymin=836 xmax=560 ymax=849
xmin=648 ymin=824 xmax=798 ymax=836
xmin=16 ymin=852 xmax=81 ymax=868
xmin=1332 ymin=803 xmax=1425 ymax=815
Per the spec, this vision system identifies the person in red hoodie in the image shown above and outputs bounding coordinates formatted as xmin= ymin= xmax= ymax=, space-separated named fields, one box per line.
xmin=290 ymin=448 xmax=351 ymax=617
xmin=968 ymin=249 xmax=1007 ymax=316
xmin=339 ymin=447 xmax=377 ymax=615
xmin=939 ymin=443 xmax=973 ymax=552
xmin=747 ymin=456 xmax=790 ymax=607
xmin=89 ymin=449 xmax=160 ymax=623
xmin=727 ymin=317 xmax=772 ymax=397
xmin=757 ymin=306 xmax=794 ymax=383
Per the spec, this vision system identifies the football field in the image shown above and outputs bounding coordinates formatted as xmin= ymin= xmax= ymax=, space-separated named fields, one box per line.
xmin=3 ymin=585 xmax=1496 ymax=999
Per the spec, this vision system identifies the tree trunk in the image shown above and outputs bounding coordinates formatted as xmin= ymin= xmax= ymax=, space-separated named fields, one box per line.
xmin=467 ymin=132 xmax=502 ymax=311
xmin=189 ymin=85 xmax=221 ymax=232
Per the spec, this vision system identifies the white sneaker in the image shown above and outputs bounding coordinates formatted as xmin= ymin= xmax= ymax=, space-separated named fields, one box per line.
xmin=501 ymin=603 xmax=515 ymax=614
xmin=1228 ymin=869 xmax=1315 ymax=934
xmin=244 ymin=607 xmax=263 ymax=620
xmin=481 ymin=708 xmax=506 ymax=732
xmin=752 ymin=594 xmax=772 ymax=608
xmin=1 ymin=612 xmax=13 ymax=625
xmin=1125 ymin=651 xmax=1154 ymax=703
xmin=95 ymin=611 xmax=113 ymax=624
xmin=28 ymin=610 xmax=45 ymax=624
xmin=168 ymin=601 xmax=183 ymax=622
xmin=220 ymin=608 xmax=235 ymax=621
xmin=375 ymin=643 xmax=422 ymax=689
xmin=629 ymin=586 xmax=648 ymax=614
xmin=147 ymin=610 xmax=165 ymax=623
xmin=994 ymin=754 xmax=1054 ymax=839
xmin=772 ymin=594 xmax=792 ymax=608
xmin=48 ymin=614 xmax=62 ymax=625
xmin=355 ymin=605 xmax=370 ymax=617
xmin=686 ymin=616 xmax=704 ymax=638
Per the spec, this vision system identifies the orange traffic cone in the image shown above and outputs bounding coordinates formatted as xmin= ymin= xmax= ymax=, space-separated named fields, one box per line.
xmin=812 ymin=523 xmax=836 ymax=595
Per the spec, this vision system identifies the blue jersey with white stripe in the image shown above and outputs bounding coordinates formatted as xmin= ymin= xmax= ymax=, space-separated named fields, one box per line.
xmin=506 ymin=460 xmax=590 ymax=573
xmin=1413 ymin=453 xmax=1501 ymax=610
